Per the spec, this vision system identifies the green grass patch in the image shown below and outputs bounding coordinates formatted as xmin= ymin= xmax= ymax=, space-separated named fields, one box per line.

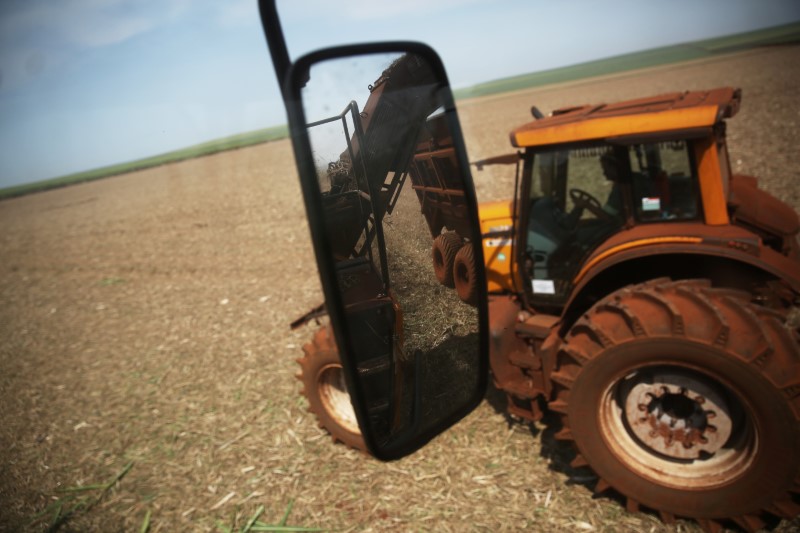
xmin=26 ymin=462 xmax=135 ymax=531
xmin=0 ymin=124 xmax=288 ymax=200
xmin=216 ymin=500 xmax=325 ymax=533
xmin=454 ymin=21 xmax=800 ymax=99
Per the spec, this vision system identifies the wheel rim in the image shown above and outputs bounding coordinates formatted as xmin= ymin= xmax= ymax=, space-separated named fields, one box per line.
xmin=318 ymin=363 xmax=360 ymax=434
xmin=600 ymin=365 xmax=757 ymax=489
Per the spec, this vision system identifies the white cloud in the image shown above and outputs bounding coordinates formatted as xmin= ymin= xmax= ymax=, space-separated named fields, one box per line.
xmin=280 ymin=0 xmax=484 ymax=22
xmin=216 ymin=0 xmax=260 ymax=28
xmin=0 ymin=0 xmax=191 ymax=92
xmin=0 ymin=0 xmax=190 ymax=50
xmin=64 ymin=14 xmax=157 ymax=47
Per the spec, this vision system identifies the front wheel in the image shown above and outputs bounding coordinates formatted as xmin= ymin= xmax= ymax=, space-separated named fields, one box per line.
xmin=297 ymin=326 xmax=367 ymax=452
xmin=551 ymin=279 xmax=800 ymax=531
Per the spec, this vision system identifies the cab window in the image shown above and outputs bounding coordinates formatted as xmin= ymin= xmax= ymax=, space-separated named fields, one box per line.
xmin=626 ymin=140 xmax=699 ymax=222
xmin=524 ymin=144 xmax=625 ymax=303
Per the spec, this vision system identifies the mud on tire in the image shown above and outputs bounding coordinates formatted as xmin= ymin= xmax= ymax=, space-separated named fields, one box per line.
xmin=551 ymin=278 xmax=800 ymax=531
xmin=298 ymin=326 xmax=367 ymax=452
xmin=453 ymin=242 xmax=479 ymax=306
xmin=432 ymin=232 xmax=463 ymax=287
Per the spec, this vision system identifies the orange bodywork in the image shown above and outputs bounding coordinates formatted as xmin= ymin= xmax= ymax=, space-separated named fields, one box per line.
xmin=694 ymin=137 xmax=730 ymax=225
xmin=496 ymin=87 xmax=745 ymax=290
xmin=511 ymin=105 xmax=719 ymax=148
xmin=475 ymin=86 xmax=800 ymax=521
xmin=478 ymin=200 xmax=516 ymax=293
xmin=510 ymin=87 xmax=740 ymax=149
xmin=480 ymin=89 xmax=747 ymax=295
xmin=572 ymin=236 xmax=704 ymax=285
xmin=511 ymin=87 xmax=739 ymax=228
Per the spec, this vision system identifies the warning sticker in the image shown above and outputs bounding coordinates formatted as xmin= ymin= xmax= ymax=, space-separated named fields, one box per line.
xmin=485 ymin=238 xmax=512 ymax=248
xmin=532 ymin=279 xmax=556 ymax=294
xmin=489 ymin=225 xmax=513 ymax=233
xmin=642 ymin=197 xmax=661 ymax=211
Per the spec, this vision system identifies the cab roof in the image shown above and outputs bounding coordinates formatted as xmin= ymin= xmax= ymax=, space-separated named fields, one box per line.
xmin=511 ymin=87 xmax=741 ymax=148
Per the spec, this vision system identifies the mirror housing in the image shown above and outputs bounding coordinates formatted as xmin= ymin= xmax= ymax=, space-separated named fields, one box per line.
xmin=260 ymin=2 xmax=488 ymax=460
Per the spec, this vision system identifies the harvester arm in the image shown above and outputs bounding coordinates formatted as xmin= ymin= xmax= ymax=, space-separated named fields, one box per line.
xmin=336 ymin=54 xmax=444 ymax=219
xmin=471 ymin=153 xmax=520 ymax=171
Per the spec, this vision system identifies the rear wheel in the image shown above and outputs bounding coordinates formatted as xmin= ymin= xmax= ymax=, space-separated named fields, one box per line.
xmin=551 ymin=279 xmax=800 ymax=531
xmin=453 ymin=242 xmax=479 ymax=306
xmin=297 ymin=326 xmax=367 ymax=452
xmin=432 ymin=232 xmax=463 ymax=287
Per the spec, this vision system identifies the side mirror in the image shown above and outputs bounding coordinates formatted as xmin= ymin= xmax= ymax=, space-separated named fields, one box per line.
xmin=285 ymin=44 xmax=488 ymax=459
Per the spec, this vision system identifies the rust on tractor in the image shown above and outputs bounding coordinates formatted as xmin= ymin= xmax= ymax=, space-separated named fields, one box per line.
xmin=299 ymin=76 xmax=800 ymax=529
xmin=621 ymin=372 xmax=733 ymax=460
xmin=455 ymin=87 xmax=799 ymax=527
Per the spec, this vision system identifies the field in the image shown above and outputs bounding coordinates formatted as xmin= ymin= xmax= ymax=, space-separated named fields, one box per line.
xmin=1 ymin=45 xmax=799 ymax=532
xmin=453 ymin=20 xmax=800 ymax=99
xmin=0 ymin=125 xmax=289 ymax=201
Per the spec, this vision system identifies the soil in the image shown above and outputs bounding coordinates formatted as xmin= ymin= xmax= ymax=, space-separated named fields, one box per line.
xmin=1 ymin=44 xmax=799 ymax=532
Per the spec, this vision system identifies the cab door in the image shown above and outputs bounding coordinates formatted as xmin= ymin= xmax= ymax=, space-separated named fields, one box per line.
xmin=520 ymin=145 xmax=626 ymax=309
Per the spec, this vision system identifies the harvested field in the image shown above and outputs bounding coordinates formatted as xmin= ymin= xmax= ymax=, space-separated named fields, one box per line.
xmin=1 ymin=45 xmax=799 ymax=532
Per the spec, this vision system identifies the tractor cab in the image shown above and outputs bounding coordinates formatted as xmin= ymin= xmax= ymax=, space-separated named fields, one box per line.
xmin=520 ymin=138 xmax=700 ymax=306
xmin=512 ymin=88 xmax=740 ymax=310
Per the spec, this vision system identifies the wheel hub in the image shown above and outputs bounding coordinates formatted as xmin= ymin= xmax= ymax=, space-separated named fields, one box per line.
xmin=622 ymin=372 xmax=733 ymax=459
xmin=318 ymin=363 xmax=360 ymax=434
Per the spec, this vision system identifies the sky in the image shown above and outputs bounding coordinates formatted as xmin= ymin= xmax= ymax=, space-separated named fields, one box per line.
xmin=0 ymin=0 xmax=799 ymax=189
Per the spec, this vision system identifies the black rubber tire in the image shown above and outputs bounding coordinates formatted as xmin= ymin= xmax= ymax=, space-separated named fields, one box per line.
xmin=297 ymin=326 xmax=367 ymax=453
xmin=453 ymin=242 xmax=479 ymax=306
xmin=551 ymin=278 xmax=800 ymax=532
xmin=432 ymin=232 xmax=463 ymax=287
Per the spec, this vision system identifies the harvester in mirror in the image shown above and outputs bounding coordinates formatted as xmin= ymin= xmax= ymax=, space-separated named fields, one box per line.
xmin=295 ymin=50 xmax=486 ymax=456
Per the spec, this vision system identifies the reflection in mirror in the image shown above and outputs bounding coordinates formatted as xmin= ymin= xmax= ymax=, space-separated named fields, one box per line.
xmin=299 ymin=51 xmax=482 ymax=453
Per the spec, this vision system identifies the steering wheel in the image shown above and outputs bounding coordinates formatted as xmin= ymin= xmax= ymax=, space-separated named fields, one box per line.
xmin=569 ymin=188 xmax=612 ymax=221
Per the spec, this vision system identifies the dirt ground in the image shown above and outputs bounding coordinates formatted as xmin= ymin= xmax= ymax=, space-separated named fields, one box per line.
xmin=1 ymin=45 xmax=799 ymax=532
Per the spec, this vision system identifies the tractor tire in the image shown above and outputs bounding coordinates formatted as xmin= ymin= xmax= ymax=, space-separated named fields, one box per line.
xmin=453 ymin=242 xmax=479 ymax=306
xmin=551 ymin=278 xmax=800 ymax=532
xmin=432 ymin=232 xmax=463 ymax=287
xmin=297 ymin=326 xmax=367 ymax=453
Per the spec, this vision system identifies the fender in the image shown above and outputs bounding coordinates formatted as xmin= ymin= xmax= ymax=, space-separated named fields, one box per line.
xmin=562 ymin=236 xmax=800 ymax=333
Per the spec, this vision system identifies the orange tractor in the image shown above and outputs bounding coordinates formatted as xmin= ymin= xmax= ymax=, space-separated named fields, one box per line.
xmin=298 ymin=85 xmax=800 ymax=530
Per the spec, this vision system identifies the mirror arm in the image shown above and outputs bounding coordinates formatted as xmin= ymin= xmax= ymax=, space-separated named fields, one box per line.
xmin=258 ymin=0 xmax=291 ymax=99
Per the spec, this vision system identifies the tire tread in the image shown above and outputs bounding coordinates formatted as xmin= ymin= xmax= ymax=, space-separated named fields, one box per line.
xmin=552 ymin=278 xmax=800 ymax=527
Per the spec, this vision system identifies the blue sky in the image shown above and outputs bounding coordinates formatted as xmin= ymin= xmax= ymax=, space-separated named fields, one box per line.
xmin=0 ymin=0 xmax=798 ymax=189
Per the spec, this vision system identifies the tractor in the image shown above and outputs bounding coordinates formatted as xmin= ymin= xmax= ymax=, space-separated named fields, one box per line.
xmin=296 ymin=84 xmax=800 ymax=531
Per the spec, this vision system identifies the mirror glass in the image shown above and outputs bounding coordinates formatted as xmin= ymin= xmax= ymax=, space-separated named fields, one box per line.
xmin=296 ymin=50 xmax=484 ymax=455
